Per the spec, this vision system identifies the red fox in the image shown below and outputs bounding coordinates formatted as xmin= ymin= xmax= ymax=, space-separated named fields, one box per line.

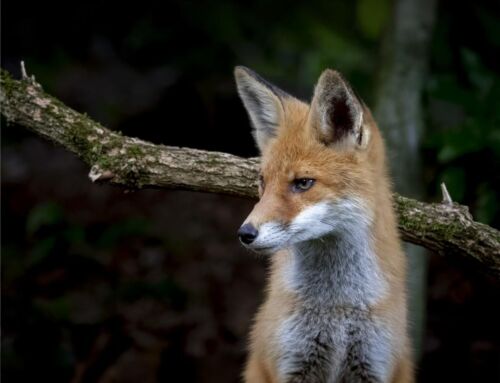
xmin=234 ymin=66 xmax=413 ymax=383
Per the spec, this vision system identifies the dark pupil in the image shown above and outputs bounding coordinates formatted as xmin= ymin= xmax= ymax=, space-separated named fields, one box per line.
xmin=298 ymin=179 xmax=310 ymax=188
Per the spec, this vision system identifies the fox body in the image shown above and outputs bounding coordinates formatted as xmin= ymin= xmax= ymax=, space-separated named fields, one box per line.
xmin=234 ymin=67 xmax=413 ymax=383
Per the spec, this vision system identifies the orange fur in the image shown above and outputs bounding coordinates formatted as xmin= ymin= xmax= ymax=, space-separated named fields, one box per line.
xmin=237 ymin=69 xmax=412 ymax=383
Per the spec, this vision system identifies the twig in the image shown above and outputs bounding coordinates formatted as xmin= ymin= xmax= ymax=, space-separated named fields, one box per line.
xmin=440 ymin=182 xmax=453 ymax=205
xmin=19 ymin=60 xmax=39 ymax=87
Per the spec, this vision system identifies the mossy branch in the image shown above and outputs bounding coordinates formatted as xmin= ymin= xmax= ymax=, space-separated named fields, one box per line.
xmin=1 ymin=68 xmax=499 ymax=277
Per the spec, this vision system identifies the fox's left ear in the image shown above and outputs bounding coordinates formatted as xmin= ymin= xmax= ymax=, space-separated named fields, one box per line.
xmin=309 ymin=69 xmax=369 ymax=150
xmin=234 ymin=66 xmax=291 ymax=152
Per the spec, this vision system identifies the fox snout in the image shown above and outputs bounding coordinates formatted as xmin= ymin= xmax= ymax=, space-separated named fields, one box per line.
xmin=237 ymin=202 xmax=330 ymax=252
xmin=237 ymin=214 xmax=285 ymax=252
xmin=237 ymin=223 xmax=259 ymax=245
xmin=237 ymin=199 xmax=371 ymax=253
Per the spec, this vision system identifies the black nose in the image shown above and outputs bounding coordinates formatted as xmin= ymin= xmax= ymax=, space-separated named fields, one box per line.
xmin=238 ymin=223 xmax=258 ymax=245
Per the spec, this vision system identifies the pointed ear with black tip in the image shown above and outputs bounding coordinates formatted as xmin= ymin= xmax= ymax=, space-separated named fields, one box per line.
xmin=234 ymin=66 xmax=291 ymax=152
xmin=309 ymin=69 xmax=369 ymax=150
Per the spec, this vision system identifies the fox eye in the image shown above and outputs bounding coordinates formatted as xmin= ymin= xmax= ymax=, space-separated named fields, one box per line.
xmin=291 ymin=178 xmax=315 ymax=193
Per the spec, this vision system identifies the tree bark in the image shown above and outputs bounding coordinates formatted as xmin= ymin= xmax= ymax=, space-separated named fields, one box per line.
xmin=1 ymin=69 xmax=499 ymax=278
xmin=374 ymin=0 xmax=437 ymax=359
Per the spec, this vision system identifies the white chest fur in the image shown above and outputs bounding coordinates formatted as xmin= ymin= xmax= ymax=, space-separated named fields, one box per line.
xmin=276 ymin=227 xmax=391 ymax=381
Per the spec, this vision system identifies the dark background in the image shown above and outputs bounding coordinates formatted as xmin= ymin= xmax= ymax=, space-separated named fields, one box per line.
xmin=2 ymin=0 xmax=500 ymax=382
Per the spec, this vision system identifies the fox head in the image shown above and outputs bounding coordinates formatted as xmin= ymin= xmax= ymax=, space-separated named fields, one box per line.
xmin=234 ymin=66 xmax=383 ymax=253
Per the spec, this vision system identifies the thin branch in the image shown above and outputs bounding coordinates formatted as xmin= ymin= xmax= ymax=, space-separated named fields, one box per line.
xmin=440 ymin=182 xmax=453 ymax=205
xmin=19 ymin=60 xmax=39 ymax=86
xmin=1 ymin=68 xmax=499 ymax=277
xmin=20 ymin=60 xmax=28 ymax=80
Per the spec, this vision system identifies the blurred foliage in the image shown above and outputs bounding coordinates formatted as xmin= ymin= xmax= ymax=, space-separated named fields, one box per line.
xmin=356 ymin=0 xmax=391 ymax=40
xmin=423 ymin=1 xmax=500 ymax=227
xmin=2 ymin=200 xmax=188 ymax=380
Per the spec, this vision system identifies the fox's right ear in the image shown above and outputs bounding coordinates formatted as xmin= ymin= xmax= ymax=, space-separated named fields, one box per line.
xmin=309 ymin=69 xmax=368 ymax=150
xmin=234 ymin=66 xmax=290 ymax=152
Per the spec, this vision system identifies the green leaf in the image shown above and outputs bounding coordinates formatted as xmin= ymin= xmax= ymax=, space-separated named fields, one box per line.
xmin=97 ymin=218 xmax=150 ymax=248
xmin=63 ymin=226 xmax=85 ymax=244
xmin=26 ymin=202 xmax=64 ymax=235
xmin=28 ymin=237 xmax=57 ymax=266
xmin=35 ymin=297 xmax=71 ymax=321
xmin=356 ymin=0 xmax=391 ymax=40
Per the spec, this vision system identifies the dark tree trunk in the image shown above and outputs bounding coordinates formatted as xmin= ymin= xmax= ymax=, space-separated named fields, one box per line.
xmin=374 ymin=0 xmax=438 ymax=360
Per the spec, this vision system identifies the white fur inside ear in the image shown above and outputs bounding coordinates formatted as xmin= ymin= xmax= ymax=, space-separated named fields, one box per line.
xmin=235 ymin=68 xmax=284 ymax=151
xmin=358 ymin=122 xmax=370 ymax=149
xmin=331 ymin=115 xmax=371 ymax=152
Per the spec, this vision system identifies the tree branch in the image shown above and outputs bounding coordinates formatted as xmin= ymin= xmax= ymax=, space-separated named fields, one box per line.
xmin=1 ymin=68 xmax=499 ymax=277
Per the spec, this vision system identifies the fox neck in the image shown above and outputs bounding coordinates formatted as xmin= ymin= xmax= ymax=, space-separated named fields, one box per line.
xmin=284 ymin=224 xmax=387 ymax=309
